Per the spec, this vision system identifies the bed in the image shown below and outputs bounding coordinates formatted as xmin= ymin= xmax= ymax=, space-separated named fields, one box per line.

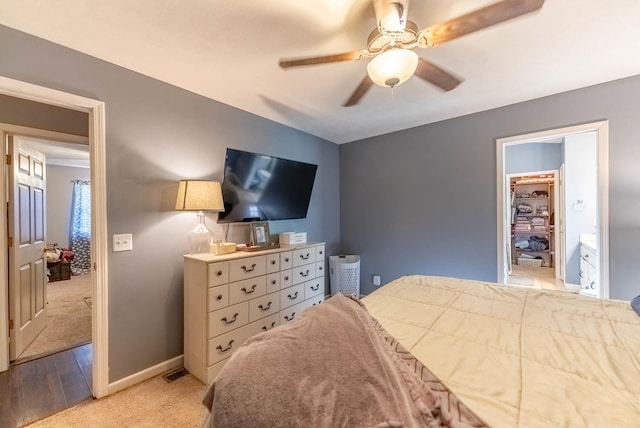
xmin=203 ymin=275 xmax=640 ymax=427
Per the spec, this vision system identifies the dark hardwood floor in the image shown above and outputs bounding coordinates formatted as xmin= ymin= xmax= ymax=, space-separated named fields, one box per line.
xmin=0 ymin=343 xmax=93 ymax=427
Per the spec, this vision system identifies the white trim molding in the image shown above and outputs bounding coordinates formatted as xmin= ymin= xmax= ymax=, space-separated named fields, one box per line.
xmin=0 ymin=76 xmax=110 ymax=397
xmin=108 ymin=355 xmax=184 ymax=396
xmin=496 ymin=121 xmax=610 ymax=298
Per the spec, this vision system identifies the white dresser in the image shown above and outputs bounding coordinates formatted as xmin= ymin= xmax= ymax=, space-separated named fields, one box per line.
xmin=183 ymin=242 xmax=326 ymax=384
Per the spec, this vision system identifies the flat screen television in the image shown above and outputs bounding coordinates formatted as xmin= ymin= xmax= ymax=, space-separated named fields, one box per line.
xmin=217 ymin=148 xmax=318 ymax=223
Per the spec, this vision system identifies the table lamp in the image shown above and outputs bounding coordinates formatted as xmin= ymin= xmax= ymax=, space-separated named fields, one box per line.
xmin=175 ymin=180 xmax=224 ymax=254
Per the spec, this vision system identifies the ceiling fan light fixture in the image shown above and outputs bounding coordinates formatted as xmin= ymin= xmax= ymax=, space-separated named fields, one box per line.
xmin=367 ymin=48 xmax=418 ymax=88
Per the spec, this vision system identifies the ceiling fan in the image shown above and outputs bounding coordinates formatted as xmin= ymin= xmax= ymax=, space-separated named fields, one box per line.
xmin=279 ymin=0 xmax=545 ymax=107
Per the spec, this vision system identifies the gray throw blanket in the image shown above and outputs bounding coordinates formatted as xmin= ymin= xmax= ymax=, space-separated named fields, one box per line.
xmin=203 ymin=294 xmax=488 ymax=427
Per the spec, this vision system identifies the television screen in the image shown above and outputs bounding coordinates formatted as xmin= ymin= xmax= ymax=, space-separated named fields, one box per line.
xmin=217 ymin=148 xmax=318 ymax=223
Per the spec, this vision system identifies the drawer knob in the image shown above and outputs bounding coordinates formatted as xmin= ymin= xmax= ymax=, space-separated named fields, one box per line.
xmin=241 ymin=263 xmax=257 ymax=272
xmin=300 ymin=253 xmax=310 ymax=260
xmin=318 ymin=266 xmax=323 ymax=271
xmin=284 ymin=313 xmax=296 ymax=322
xmin=216 ymin=294 xmax=223 ymax=301
xmin=299 ymin=270 xmax=310 ymax=278
xmin=319 ymin=251 xmax=323 ymax=255
xmin=261 ymin=321 xmax=277 ymax=331
xmin=217 ymin=270 xmax=223 ymax=276
xmin=284 ymin=257 xmax=290 ymax=262
xmin=258 ymin=301 xmax=272 ymax=311
xmin=284 ymin=276 xmax=289 ymax=281
xmin=287 ymin=291 xmax=299 ymax=300
xmin=216 ymin=340 xmax=234 ymax=353
xmin=271 ymin=260 xmax=276 ymax=265
xmin=271 ymin=279 xmax=277 ymax=285
xmin=310 ymin=284 xmax=320 ymax=291
xmin=221 ymin=313 xmax=239 ymax=325
xmin=241 ymin=284 xmax=257 ymax=295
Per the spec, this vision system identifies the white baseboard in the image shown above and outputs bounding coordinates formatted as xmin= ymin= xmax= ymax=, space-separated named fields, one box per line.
xmin=107 ymin=354 xmax=184 ymax=396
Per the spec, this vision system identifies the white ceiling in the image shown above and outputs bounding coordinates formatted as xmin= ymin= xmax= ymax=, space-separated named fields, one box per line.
xmin=18 ymin=136 xmax=89 ymax=168
xmin=2 ymin=1 xmax=640 ymax=144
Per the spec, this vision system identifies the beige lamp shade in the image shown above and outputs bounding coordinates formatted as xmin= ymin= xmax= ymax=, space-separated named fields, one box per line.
xmin=175 ymin=180 xmax=224 ymax=211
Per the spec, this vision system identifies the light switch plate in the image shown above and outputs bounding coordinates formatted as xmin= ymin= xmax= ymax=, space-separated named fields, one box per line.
xmin=113 ymin=233 xmax=133 ymax=252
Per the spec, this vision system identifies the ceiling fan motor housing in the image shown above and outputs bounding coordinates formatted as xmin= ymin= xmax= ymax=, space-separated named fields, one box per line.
xmin=374 ymin=0 xmax=410 ymax=36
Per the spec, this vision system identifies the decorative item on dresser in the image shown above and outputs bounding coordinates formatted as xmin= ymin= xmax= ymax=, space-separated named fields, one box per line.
xmin=183 ymin=242 xmax=326 ymax=384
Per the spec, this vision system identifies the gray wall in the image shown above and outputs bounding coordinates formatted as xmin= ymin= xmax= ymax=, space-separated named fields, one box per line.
xmin=505 ymin=143 xmax=562 ymax=174
xmin=0 ymin=25 xmax=340 ymax=382
xmin=341 ymin=74 xmax=640 ymax=300
xmin=564 ymin=133 xmax=598 ymax=285
xmin=46 ymin=164 xmax=91 ymax=248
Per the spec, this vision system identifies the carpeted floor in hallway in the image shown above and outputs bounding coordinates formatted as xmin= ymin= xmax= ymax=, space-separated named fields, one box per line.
xmin=17 ymin=274 xmax=92 ymax=362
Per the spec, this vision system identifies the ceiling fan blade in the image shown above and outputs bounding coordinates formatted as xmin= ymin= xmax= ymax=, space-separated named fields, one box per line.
xmin=279 ymin=51 xmax=367 ymax=68
xmin=343 ymin=75 xmax=374 ymax=107
xmin=414 ymin=57 xmax=462 ymax=91
xmin=420 ymin=0 xmax=544 ymax=46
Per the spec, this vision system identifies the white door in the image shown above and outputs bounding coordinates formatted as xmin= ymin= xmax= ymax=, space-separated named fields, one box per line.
xmin=8 ymin=136 xmax=47 ymax=360
xmin=557 ymin=164 xmax=565 ymax=281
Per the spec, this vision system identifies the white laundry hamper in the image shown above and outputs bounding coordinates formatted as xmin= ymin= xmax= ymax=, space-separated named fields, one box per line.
xmin=329 ymin=255 xmax=360 ymax=297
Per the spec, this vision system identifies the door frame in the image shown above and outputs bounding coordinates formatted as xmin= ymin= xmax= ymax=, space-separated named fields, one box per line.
xmin=496 ymin=120 xmax=609 ymax=298
xmin=0 ymin=76 xmax=109 ymax=398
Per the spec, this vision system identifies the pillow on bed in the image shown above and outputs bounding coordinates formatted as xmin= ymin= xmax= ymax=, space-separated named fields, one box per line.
xmin=632 ymin=294 xmax=640 ymax=316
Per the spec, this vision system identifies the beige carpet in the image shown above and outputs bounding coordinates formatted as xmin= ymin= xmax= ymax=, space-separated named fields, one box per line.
xmin=27 ymin=373 xmax=208 ymax=427
xmin=18 ymin=274 xmax=92 ymax=361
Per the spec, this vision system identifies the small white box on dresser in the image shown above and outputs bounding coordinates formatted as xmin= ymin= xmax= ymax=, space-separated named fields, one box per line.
xmin=279 ymin=232 xmax=307 ymax=244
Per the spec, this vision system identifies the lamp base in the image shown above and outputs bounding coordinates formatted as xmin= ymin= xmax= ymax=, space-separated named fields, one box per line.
xmin=187 ymin=211 xmax=213 ymax=254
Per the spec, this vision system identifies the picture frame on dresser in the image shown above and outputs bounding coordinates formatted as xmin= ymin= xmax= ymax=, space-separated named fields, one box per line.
xmin=250 ymin=221 xmax=270 ymax=248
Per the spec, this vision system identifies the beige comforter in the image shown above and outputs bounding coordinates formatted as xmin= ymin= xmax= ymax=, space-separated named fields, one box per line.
xmin=204 ymin=293 xmax=488 ymax=427
xmin=362 ymin=275 xmax=640 ymax=428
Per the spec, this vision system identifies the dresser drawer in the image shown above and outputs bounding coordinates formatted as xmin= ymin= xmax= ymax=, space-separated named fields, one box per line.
xmin=229 ymin=276 xmax=266 ymax=305
xmin=304 ymin=277 xmax=324 ymax=299
xmin=253 ymin=313 xmax=280 ymax=334
xmin=280 ymin=251 xmax=293 ymax=270
xmin=280 ymin=283 xmax=305 ymax=309
xmin=307 ymin=295 xmax=325 ymax=308
xmin=280 ymin=300 xmax=307 ymax=324
xmin=292 ymin=264 xmax=315 ymax=284
xmin=266 ymin=253 xmax=280 ymax=273
xmin=315 ymin=261 xmax=325 ymax=278
xmin=315 ymin=245 xmax=325 ymax=260
xmin=229 ymin=256 xmax=266 ymax=282
xmin=207 ymin=323 xmax=254 ymax=365
xmin=208 ymin=285 xmax=229 ymax=311
xmin=249 ymin=292 xmax=280 ymax=322
xmin=208 ymin=301 xmax=249 ymax=338
xmin=266 ymin=273 xmax=280 ymax=294
xmin=208 ymin=262 xmax=229 ymax=286
xmin=280 ymin=269 xmax=292 ymax=289
xmin=292 ymin=248 xmax=316 ymax=267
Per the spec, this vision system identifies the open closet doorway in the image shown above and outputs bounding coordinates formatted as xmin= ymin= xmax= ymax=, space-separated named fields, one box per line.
xmin=507 ymin=170 xmax=565 ymax=291
xmin=8 ymin=134 xmax=92 ymax=364
xmin=496 ymin=121 xmax=610 ymax=298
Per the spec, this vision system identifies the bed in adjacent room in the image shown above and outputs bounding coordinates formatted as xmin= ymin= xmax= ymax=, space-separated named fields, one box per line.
xmin=203 ymin=275 xmax=640 ymax=427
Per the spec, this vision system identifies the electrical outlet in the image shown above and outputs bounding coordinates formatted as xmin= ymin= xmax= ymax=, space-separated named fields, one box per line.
xmin=113 ymin=233 xmax=133 ymax=252
xmin=373 ymin=275 xmax=381 ymax=286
